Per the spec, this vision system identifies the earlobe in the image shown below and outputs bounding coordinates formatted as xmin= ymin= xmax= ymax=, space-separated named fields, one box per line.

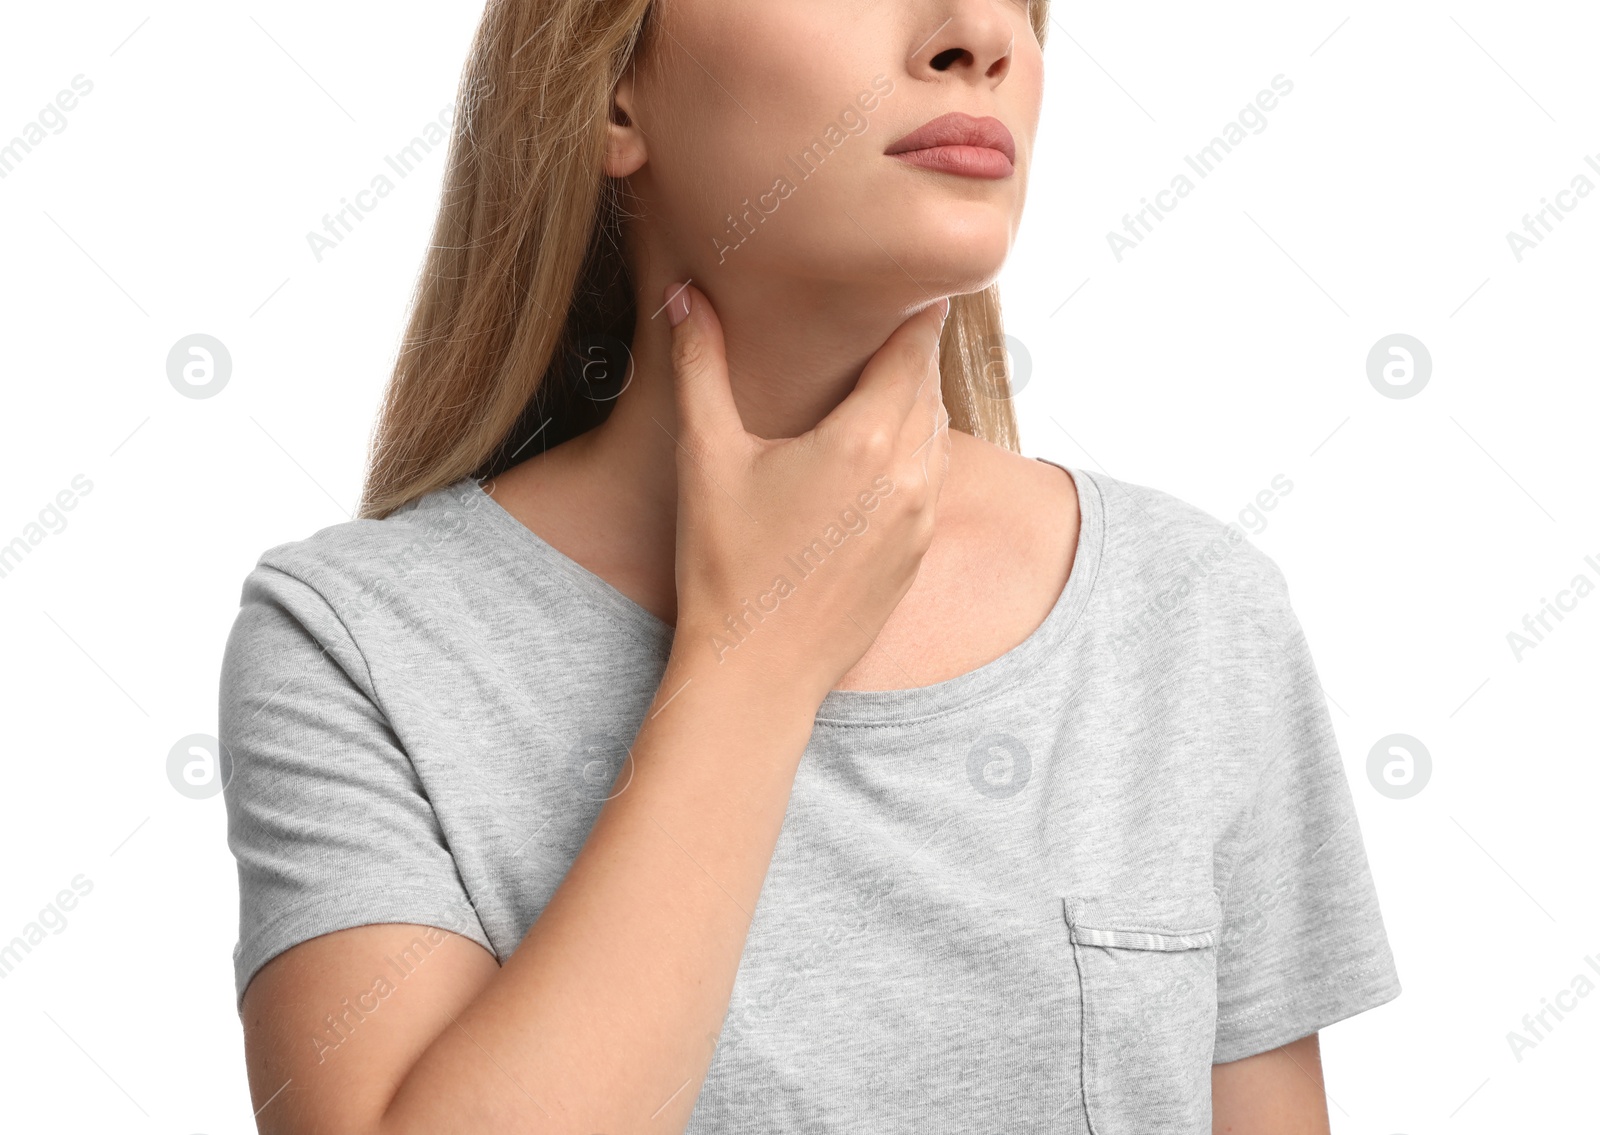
xmin=603 ymin=118 xmax=647 ymax=178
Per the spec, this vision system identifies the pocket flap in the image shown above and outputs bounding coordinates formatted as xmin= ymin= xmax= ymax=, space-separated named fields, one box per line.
xmin=1063 ymin=893 xmax=1222 ymax=951
xmin=1068 ymin=924 xmax=1216 ymax=951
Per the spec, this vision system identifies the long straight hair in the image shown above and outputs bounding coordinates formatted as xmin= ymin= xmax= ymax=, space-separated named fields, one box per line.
xmin=359 ymin=0 xmax=1051 ymax=519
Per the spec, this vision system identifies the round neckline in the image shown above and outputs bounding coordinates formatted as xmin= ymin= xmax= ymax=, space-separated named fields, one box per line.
xmin=449 ymin=458 xmax=1104 ymax=727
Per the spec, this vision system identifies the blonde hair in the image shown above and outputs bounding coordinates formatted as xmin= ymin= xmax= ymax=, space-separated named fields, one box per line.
xmin=359 ymin=0 xmax=1051 ymax=519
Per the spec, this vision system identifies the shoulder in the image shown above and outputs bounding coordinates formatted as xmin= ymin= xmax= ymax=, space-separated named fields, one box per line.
xmin=1072 ymin=473 xmax=1340 ymax=830
xmin=231 ymin=479 xmax=493 ymax=642
xmin=1072 ymin=469 xmax=1302 ymax=653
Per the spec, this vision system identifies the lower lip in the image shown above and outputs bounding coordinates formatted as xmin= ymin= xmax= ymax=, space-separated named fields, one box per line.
xmin=889 ymin=145 xmax=1014 ymax=179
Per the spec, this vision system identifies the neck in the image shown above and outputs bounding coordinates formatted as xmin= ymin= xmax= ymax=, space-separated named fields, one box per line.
xmin=576 ymin=267 xmax=939 ymax=523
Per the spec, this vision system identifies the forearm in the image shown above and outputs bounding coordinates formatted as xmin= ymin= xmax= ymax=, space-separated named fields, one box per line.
xmin=379 ymin=640 xmax=819 ymax=1134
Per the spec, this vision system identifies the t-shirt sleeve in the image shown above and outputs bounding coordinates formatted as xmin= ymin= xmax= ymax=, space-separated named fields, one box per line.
xmin=1211 ymin=558 xmax=1402 ymax=1064
xmin=219 ymin=561 xmax=494 ymax=1014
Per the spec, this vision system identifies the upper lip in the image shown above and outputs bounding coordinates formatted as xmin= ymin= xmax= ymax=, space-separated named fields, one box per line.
xmin=885 ymin=112 xmax=1016 ymax=165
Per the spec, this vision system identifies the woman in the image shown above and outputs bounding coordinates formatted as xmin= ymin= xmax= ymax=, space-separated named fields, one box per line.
xmin=220 ymin=1 xmax=1400 ymax=1131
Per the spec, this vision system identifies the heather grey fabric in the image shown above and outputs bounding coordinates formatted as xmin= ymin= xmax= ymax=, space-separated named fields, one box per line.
xmin=219 ymin=463 xmax=1400 ymax=1132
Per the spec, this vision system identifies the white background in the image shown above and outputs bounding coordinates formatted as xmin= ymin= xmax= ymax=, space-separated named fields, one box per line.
xmin=1 ymin=1 xmax=1595 ymax=1130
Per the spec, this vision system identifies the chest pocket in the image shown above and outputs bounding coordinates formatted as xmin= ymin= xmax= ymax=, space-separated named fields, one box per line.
xmin=1063 ymin=895 xmax=1220 ymax=1135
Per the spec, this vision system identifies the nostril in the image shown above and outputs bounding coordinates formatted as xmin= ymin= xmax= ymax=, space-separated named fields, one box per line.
xmin=930 ymin=47 xmax=969 ymax=71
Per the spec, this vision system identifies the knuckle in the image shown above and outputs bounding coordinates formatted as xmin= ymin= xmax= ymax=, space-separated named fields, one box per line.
xmin=672 ymin=333 xmax=707 ymax=375
xmin=855 ymin=425 xmax=896 ymax=464
xmin=889 ymin=469 xmax=927 ymax=513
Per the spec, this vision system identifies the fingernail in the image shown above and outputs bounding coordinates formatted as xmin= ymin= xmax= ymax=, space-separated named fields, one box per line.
xmin=937 ymin=296 xmax=951 ymax=324
xmin=664 ymin=283 xmax=691 ymax=328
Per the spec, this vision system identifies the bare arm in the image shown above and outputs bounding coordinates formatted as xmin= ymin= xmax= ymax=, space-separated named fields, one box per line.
xmin=243 ymin=651 xmax=821 ymax=1133
xmin=239 ymin=284 xmax=953 ymax=1134
xmin=1212 ymin=1033 xmax=1331 ymax=1135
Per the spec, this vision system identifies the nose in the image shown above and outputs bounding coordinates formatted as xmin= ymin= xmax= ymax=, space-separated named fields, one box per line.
xmin=907 ymin=2 xmax=1016 ymax=86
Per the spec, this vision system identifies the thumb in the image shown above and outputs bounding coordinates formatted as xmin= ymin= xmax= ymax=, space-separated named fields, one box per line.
xmin=663 ymin=282 xmax=743 ymax=453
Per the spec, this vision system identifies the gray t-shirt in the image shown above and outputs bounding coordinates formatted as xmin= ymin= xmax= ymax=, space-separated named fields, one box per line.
xmin=219 ymin=462 xmax=1400 ymax=1132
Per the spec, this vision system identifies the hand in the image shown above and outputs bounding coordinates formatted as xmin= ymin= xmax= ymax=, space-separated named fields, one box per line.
xmin=662 ymin=281 xmax=952 ymax=707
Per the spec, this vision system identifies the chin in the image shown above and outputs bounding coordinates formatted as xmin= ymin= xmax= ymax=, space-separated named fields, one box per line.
xmin=885 ymin=225 xmax=1015 ymax=294
xmin=917 ymin=257 xmax=1009 ymax=297
xmin=731 ymin=192 xmax=1016 ymax=294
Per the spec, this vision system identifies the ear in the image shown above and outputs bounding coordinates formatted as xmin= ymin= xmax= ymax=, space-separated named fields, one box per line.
xmin=604 ymin=64 xmax=648 ymax=178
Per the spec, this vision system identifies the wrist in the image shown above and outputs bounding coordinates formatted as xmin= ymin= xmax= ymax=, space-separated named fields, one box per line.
xmin=664 ymin=613 xmax=830 ymax=720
